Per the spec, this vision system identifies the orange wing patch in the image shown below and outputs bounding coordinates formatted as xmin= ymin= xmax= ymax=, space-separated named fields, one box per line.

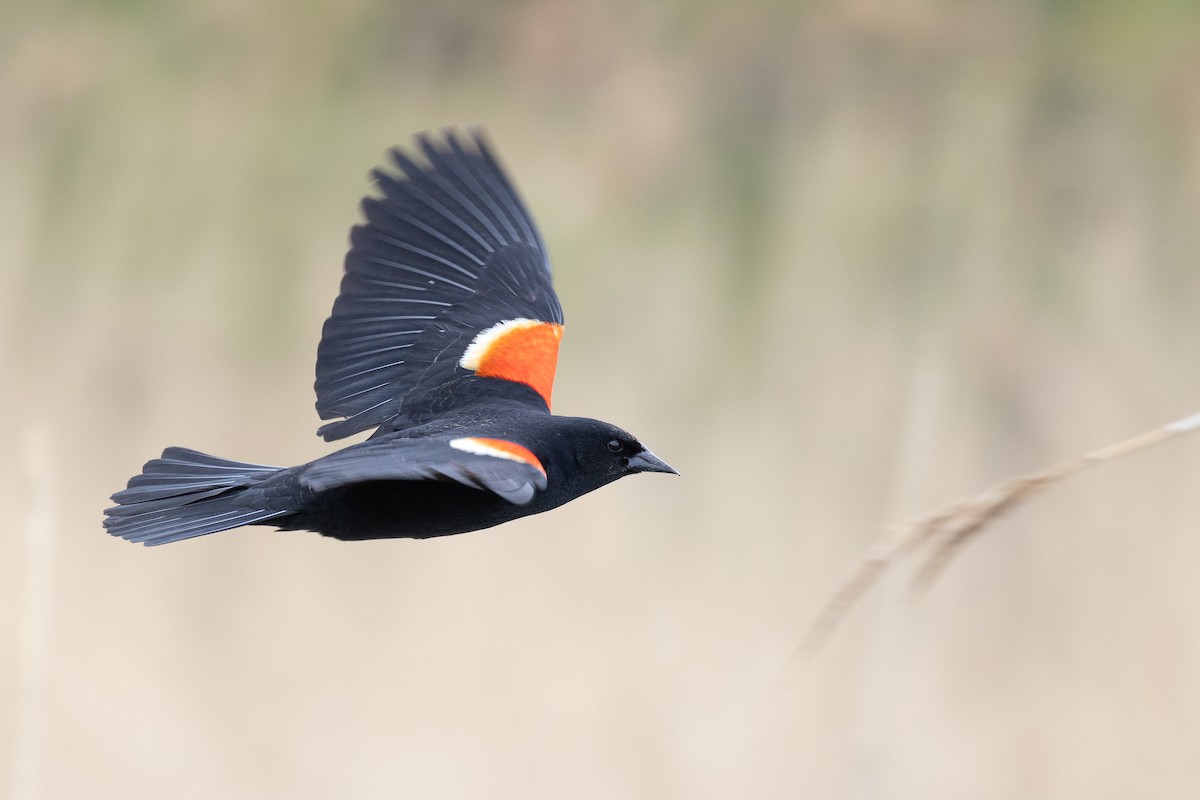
xmin=459 ymin=318 xmax=564 ymax=408
xmin=449 ymin=437 xmax=546 ymax=476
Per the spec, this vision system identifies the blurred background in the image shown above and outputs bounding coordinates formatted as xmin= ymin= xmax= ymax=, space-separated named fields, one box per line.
xmin=4 ymin=0 xmax=1200 ymax=797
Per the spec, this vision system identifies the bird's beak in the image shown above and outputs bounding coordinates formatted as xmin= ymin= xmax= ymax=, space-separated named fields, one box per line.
xmin=627 ymin=447 xmax=678 ymax=475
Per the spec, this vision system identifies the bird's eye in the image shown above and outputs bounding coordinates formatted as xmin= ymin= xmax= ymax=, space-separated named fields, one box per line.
xmin=606 ymin=439 xmax=623 ymax=454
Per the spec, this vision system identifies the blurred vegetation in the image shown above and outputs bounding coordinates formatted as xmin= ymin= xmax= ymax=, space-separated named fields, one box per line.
xmin=3 ymin=1 xmax=1200 ymax=798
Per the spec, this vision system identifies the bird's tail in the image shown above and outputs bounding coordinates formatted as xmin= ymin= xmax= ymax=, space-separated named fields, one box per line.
xmin=104 ymin=447 xmax=291 ymax=546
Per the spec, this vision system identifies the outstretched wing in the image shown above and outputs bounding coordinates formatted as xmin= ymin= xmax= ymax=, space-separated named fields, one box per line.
xmin=315 ymin=129 xmax=565 ymax=441
xmin=300 ymin=434 xmax=548 ymax=505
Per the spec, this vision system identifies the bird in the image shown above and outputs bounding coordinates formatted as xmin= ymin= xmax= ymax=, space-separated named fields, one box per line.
xmin=104 ymin=128 xmax=676 ymax=546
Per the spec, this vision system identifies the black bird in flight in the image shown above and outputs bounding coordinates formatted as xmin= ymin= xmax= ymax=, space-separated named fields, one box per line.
xmin=105 ymin=129 xmax=675 ymax=545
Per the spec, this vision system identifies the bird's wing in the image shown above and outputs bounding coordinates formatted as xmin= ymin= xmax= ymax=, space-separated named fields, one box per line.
xmin=314 ymin=129 xmax=565 ymax=441
xmin=299 ymin=434 xmax=548 ymax=505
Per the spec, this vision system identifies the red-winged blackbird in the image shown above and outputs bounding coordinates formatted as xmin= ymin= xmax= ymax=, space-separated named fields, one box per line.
xmin=105 ymin=129 xmax=675 ymax=546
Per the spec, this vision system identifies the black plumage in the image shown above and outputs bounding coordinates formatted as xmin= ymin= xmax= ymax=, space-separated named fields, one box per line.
xmin=105 ymin=129 xmax=674 ymax=546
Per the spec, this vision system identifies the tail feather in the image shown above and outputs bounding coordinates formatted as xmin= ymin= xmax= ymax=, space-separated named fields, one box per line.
xmin=105 ymin=447 xmax=291 ymax=546
xmin=104 ymin=484 xmax=237 ymax=516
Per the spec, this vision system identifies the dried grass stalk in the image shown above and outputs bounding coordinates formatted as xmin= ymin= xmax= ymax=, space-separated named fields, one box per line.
xmin=788 ymin=410 xmax=1200 ymax=668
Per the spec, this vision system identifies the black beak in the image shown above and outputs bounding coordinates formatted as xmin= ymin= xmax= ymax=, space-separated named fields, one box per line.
xmin=627 ymin=447 xmax=678 ymax=475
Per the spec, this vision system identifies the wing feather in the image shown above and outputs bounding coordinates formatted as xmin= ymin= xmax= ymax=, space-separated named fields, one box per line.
xmin=314 ymin=129 xmax=563 ymax=441
xmin=300 ymin=434 xmax=547 ymax=506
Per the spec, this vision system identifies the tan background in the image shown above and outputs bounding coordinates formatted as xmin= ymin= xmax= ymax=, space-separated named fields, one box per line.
xmin=4 ymin=1 xmax=1200 ymax=797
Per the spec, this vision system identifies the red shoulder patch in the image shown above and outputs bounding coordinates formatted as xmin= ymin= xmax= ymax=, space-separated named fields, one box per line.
xmin=459 ymin=318 xmax=564 ymax=408
xmin=449 ymin=437 xmax=546 ymax=476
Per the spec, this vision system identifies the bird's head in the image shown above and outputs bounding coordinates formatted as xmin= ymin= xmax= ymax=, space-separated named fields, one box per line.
xmin=537 ymin=416 xmax=676 ymax=498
